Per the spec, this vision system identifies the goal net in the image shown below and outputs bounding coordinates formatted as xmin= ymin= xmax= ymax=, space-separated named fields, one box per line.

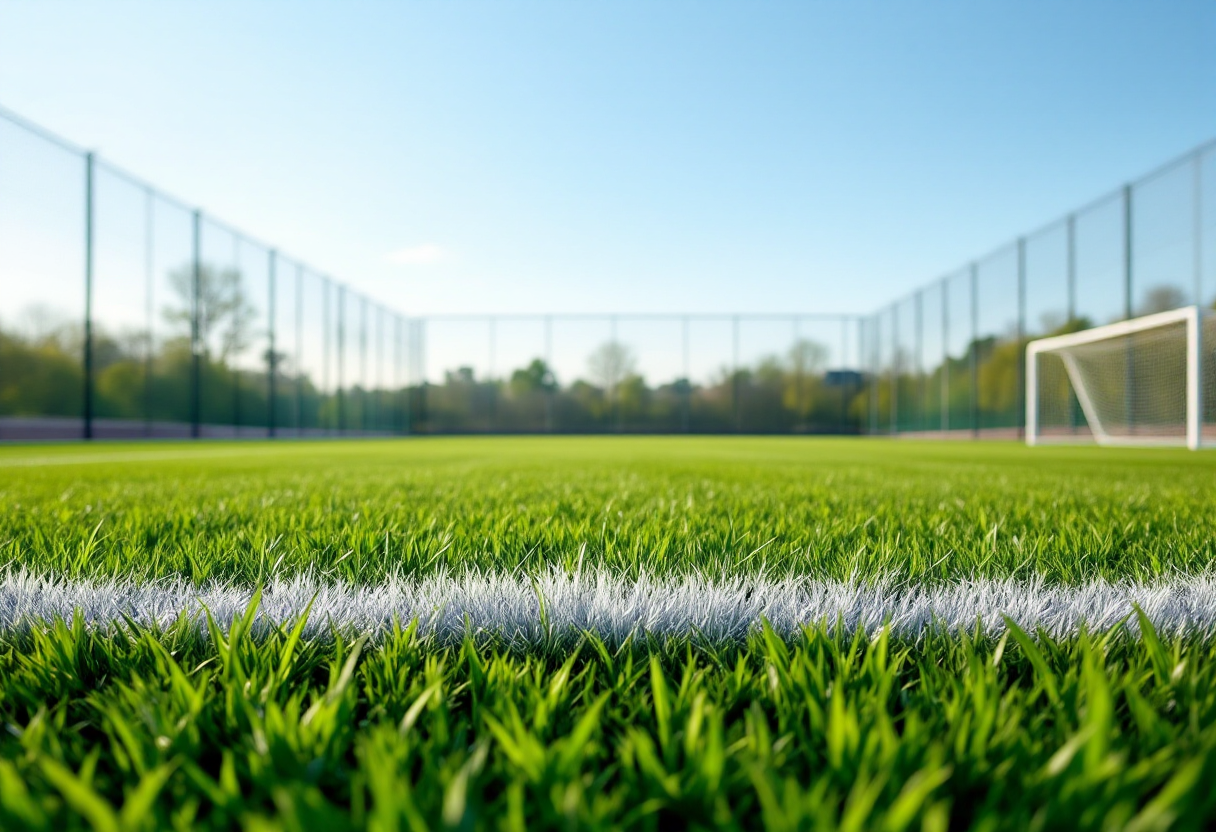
xmin=1026 ymin=306 xmax=1216 ymax=449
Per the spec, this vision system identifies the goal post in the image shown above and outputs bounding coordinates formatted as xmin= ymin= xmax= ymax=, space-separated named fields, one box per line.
xmin=1026 ymin=305 xmax=1212 ymax=450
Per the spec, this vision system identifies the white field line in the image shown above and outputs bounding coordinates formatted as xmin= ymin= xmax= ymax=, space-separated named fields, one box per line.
xmin=3 ymin=569 xmax=1216 ymax=644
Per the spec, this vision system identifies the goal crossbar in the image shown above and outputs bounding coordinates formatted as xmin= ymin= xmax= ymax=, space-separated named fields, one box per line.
xmin=1026 ymin=305 xmax=1206 ymax=450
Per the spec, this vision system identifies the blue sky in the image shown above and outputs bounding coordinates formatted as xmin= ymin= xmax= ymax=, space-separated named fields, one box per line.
xmin=0 ymin=0 xmax=1213 ymax=320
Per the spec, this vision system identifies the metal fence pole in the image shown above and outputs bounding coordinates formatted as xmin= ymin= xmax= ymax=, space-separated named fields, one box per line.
xmin=1017 ymin=237 xmax=1027 ymax=437
xmin=1067 ymin=215 xmax=1077 ymax=322
xmin=889 ymin=306 xmax=898 ymax=434
xmin=1124 ymin=184 xmax=1134 ymax=320
xmin=1195 ymin=152 xmax=1205 ymax=306
xmin=544 ymin=315 xmax=553 ymax=433
xmin=231 ymin=236 xmax=241 ymax=433
xmin=1124 ymin=184 xmax=1135 ymax=433
xmin=836 ymin=317 xmax=847 ymax=433
xmin=869 ymin=318 xmax=878 ymax=434
xmin=1066 ymin=214 xmax=1078 ymax=434
xmin=417 ymin=319 xmax=427 ymax=432
xmin=854 ymin=317 xmax=864 ymax=434
xmin=360 ymin=296 xmax=369 ymax=433
xmin=395 ymin=314 xmax=405 ymax=435
xmin=336 ymin=284 xmax=345 ymax=434
xmin=969 ymin=262 xmax=978 ymax=438
xmin=143 ymin=187 xmax=154 ymax=438
xmin=322 ymin=278 xmax=331 ymax=434
xmin=376 ymin=309 xmax=384 ymax=434
xmin=294 ymin=265 xmax=303 ymax=434
xmin=855 ymin=318 xmax=865 ymax=434
xmin=403 ymin=317 xmax=413 ymax=436
xmin=489 ymin=316 xmax=497 ymax=433
xmin=941 ymin=278 xmax=949 ymax=434
xmin=369 ymin=306 xmax=379 ymax=435
xmin=915 ymin=292 xmax=924 ymax=432
xmin=732 ymin=314 xmax=740 ymax=432
xmin=83 ymin=152 xmax=95 ymax=440
xmin=611 ymin=315 xmax=620 ymax=433
xmin=381 ymin=307 xmax=389 ymax=432
xmin=682 ymin=315 xmax=690 ymax=433
xmin=267 ymin=250 xmax=276 ymax=438
xmin=190 ymin=210 xmax=202 ymax=439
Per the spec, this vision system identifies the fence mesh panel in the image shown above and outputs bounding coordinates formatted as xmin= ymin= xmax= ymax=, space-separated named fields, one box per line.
xmin=0 ymin=104 xmax=1213 ymax=440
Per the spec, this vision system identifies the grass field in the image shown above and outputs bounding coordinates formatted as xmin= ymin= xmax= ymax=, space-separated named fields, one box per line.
xmin=2 ymin=437 xmax=1216 ymax=830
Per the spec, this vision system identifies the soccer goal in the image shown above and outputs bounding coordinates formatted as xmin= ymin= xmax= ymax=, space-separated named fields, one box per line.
xmin=1026 ymin=305 xmax=1215 ymax=449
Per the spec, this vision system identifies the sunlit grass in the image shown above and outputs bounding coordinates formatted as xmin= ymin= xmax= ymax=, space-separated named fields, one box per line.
xmin=1 ymin=436 xmax=1214 ymax=585
xmin=3 ymin=436 xmax=1216 ymax=829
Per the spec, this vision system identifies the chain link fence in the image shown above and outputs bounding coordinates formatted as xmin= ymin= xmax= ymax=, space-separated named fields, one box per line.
xmin=0 ymin=106 xmax=866 ymax=438
xmin=2 ymin=103 xmax=1213 ymax=440
xmin=0 ymin=106 xmax=411 ymax=439
xmin=861 ymin=141 xmax=1216 ymax=439
xmin=406 ymin=314 xmax=862 ymax=434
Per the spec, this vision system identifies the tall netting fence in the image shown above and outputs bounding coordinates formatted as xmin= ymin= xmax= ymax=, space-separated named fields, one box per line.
xmin=0 ymin=107 xmax=413 ymax=440
xmin=862 ymin=140 xmax=1216 ymax=439
xmin=407 ymin=315 xmax=863 ymax=434
xmin=3 ymin=101 xmax=1214 ymax=441
xmin=0 ymin=113 xmax=86 ymax=439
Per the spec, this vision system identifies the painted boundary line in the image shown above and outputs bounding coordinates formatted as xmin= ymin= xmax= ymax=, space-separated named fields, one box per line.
xmin=3 ymin=569 xmax=1216 ymax=643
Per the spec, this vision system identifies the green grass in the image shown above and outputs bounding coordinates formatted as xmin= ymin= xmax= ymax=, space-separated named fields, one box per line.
xmin=3 ymin=437 xmax=1216 ymax=831
xmin=2 ymin=437 xmax=1215 ymax=584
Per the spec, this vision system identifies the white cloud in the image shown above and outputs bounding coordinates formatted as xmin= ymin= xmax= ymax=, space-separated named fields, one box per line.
xmin=384 ymin=244 xmax=448 ymax=265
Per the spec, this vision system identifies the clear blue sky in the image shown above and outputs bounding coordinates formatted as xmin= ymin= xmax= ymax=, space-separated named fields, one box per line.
xmin=1 ymin=0 xmax=1213 ymax=318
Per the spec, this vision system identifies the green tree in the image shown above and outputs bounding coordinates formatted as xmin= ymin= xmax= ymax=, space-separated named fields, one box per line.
xmin=164 ymin=263 xmax=259 ymax=362
xmin=783 ymin=338 xmax=829 ymax=419
xmin=509 ymin=359 xmax=557 ymax=395
xmin=586 ymin=341 xmax=636 ymax=403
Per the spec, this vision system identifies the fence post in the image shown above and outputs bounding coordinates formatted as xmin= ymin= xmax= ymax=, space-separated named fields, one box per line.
xmin=357 ymin=294 xmax=365 ymax=432
xmin=1123 ymin=184 xmax=1134 ymax=434
xmin=143 ymin=187 xmax=155 ymax=437
xmin=395 ymin=314 xmax=405 ymax=435
xmin=417 ymin=319 xmax=426 ymax=432
xmin=1017 ymin=237 xmax=1027 ymax=438
xmin=231 ymin=236 xmax=241 ymax=434
xmin=360 ymin=296 xmax=369 ymax=433
xmin=732 ymin=315 xmax=740 ymax=433
xmin=941 ymin=277 xmax=949 ymax=434
xmin=969 ymin=262 xmax=978 ymax=438
xmin=1124 ymin=184 xmax=1134 ymax=320
xmin=1067 ymin=214 xmax=1077 ymax=322
xmin=841 ymin=316 xmax=851 ymax=435
xmin=489 ymin=316 xmax=497 ymax=433
xmin=336 ymin=284 xmax=345 ymax=434
xmin=295 ymin=265 xmax=304 ymax=434
xmin=1066 ymin=215 xmax=1079 ymax=434
xmin=408 ymin=316 xmax=418 ymax=435
xmin=869 ymin=318 xmax=878 ymax=434
xmin=190 ymin=210 xmax=202 ymax=439
xmin=889 ymin=306 xmax=898 ymax=434
xmin=320 ymin=276 xmax=330 ymax=433
xmin=267 ymin=250 xmax=277 ymax=438
xmin=1195 ymin=152 xmax=1204 ymax=306
xmin=682 ymin=316 xmax=690 ymax=433
xmin=915 ymin=292 xmax=924 ymax=432
xmin=544 ymin=315 xmax=553 ymax=433
xmin=83 ymin=152 xmax=95 ymax=440
xmin=860 ymin=316 xmax=870 ymax=435
xmin=378 ymin=307 xmax=386 ymax=433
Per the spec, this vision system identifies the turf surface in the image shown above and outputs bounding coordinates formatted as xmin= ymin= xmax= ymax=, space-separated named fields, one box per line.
xmin=2 ymin=437 xmax=1216 ymax=831
xmin=2 ymin=437 xmax=1215 ymax=584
